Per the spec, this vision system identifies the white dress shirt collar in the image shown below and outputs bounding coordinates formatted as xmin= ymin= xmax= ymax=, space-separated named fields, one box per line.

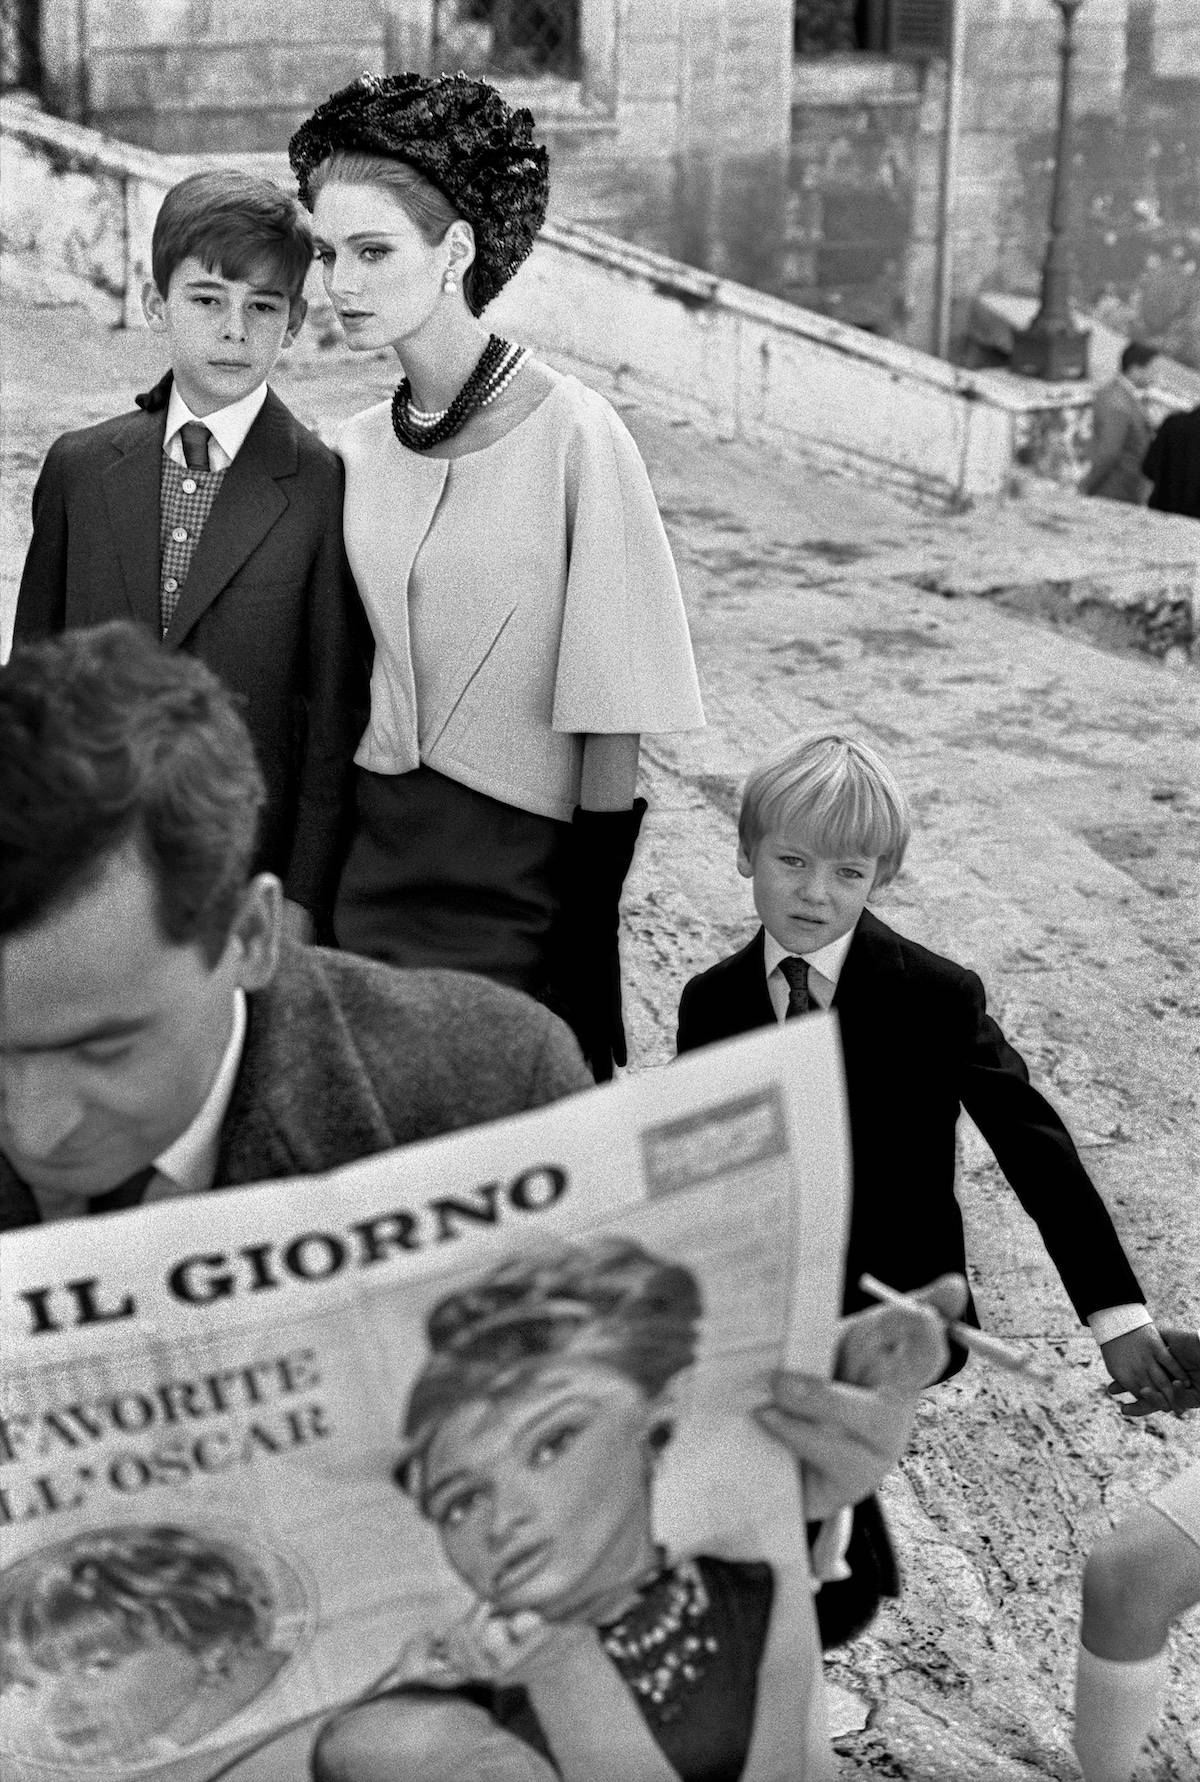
xmin=164 ymin=382 xmax=268 ymax=471
xmin=764 ymin=924 xmax=858 ymax=1019
xmin=151 ymin=989 xmax=248 ymax=1200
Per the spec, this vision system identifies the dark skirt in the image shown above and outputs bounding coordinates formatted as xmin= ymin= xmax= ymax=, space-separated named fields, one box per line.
xmin=333 ymin=765 xmax=571 ymax=996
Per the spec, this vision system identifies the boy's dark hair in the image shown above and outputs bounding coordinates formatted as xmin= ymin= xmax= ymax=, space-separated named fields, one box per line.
xmin=1120 ymin=340 xmax=1157 ymax=375
xmin=0 ymin=622 xmax=265 ymax=966
xmin=151 ymin=169 xmax=313 ymax=305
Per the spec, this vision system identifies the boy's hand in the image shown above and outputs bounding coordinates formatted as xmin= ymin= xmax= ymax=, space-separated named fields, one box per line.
xmin=1101 ymin=1324 xmax=1194 ymax=1416
xmin=1163 ymin=1327 xmax=1200 ymax=1395
xmin=1106 ymin=1326 xmax=1200 ymax=1418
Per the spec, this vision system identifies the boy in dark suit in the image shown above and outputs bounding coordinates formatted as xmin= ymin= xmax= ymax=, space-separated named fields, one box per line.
xmin=14 ymin=170 xmax=367 ymax=938
xmin=678 ymin=732 xmax=1189 ymax=1410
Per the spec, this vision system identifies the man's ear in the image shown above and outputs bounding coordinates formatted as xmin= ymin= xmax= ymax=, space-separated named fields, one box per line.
xmin=229 ymin=874 xmax=283 ymax=992
xmin=736 ymin=840 xmax=755 ymax=880
xmin=282 ymin=295 xmax=308 ymax=349
xmin=142 ymin=280 xmax=168 ymax=330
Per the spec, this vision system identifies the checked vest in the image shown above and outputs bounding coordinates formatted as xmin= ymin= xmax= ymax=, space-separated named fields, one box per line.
xmin=159 ymin=426 xmax=226 ymax=633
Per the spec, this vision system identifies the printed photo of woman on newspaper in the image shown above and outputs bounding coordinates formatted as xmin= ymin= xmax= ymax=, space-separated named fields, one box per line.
xmin=0 ymin=1525 xmax=307 ymax=1771
xmin=312 ymin=1234 xmax=824 ymax=1782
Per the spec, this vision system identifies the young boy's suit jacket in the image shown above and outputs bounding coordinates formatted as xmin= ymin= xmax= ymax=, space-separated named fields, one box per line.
xmin=677 ymin=910 xmax=1144 ymax=1328
xmin=14 ymin=374 xmax=369 ymax=916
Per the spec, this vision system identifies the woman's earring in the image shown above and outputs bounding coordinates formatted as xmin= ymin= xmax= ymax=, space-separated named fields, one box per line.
xmin=443 ymin=269 xmax=458 ymax=293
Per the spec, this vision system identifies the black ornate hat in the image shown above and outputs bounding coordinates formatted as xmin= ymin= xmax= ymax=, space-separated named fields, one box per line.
xmin=288 ymin=71 xmax=549 ymax=313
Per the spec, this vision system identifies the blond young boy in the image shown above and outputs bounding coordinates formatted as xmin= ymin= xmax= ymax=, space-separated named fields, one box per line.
xmin=677 ymin=732 xmax=1185 ymax=1409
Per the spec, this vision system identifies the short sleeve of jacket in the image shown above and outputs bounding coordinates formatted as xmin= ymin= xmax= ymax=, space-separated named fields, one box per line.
xmin=551 ymin=393 xmax=705 ymax=736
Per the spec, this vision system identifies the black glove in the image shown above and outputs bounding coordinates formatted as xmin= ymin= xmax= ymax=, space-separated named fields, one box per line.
xmin=550 ymin=798 xmax=647 ymax=1082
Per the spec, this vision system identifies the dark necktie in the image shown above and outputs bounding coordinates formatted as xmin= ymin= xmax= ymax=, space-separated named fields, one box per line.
xmin=780 ymin=955 xmax=813 ymax=1018
xmin=179 ymin=421 xmax=211 ymax=472
xmin=87 ymin=1164 xmax=157 ymax=1216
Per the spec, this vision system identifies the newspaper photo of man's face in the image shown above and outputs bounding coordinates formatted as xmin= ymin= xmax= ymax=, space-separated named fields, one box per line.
xmin=0 ymin=1524 xmax=305 ymax=1770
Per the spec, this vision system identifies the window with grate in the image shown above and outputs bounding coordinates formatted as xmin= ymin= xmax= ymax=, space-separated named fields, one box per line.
xmin=793 ymin=0 xmax=858 ymax=55
xmin=794 ymin=0 xmax=950 ymax=57
xmin=886 ymin=0 xmax=951 ymax=57
xmin=432 ymin=0 xmax=580 ymax=81
xmin=0 ymin=0 xmax=42 ymax=91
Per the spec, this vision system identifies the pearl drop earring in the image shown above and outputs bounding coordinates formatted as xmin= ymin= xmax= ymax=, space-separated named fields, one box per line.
xmin=443 ymin=269 xmax=458 ymax=293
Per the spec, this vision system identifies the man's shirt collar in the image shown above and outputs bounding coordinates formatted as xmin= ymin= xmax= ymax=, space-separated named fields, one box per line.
xmin=153 ymin=989 xmax=248 ymax=1198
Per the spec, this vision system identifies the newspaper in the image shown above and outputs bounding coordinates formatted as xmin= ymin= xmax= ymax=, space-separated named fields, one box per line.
xmin=0 ymin=1017 xmax=849 ymax=1782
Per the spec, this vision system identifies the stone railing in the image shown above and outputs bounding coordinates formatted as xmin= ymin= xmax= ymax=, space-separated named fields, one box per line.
xmin=1 ymin=92 xmax=1097 ymax=506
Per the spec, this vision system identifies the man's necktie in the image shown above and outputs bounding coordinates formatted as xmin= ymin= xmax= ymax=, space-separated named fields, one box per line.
xmin=780 ymin=955 xmax=813 ymax=1018
xmin=179 ymin=421 xmax=211 ymax=472
xmin=87 ymin=1164 xmax=157 ymax=1216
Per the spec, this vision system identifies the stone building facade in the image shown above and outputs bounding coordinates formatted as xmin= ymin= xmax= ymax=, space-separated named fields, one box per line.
xmin=10 ymin=1 xmax=1200 ymax=361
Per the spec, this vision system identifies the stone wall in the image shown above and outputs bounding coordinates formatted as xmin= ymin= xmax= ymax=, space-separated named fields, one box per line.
xmin=943 ymin=0 xmax=1200 ymax=365
xmin=787 ymin=56 xmax=926 ymax=336
xmin=1151 ymin=0 xmax=1200 ymax=77
xmin=0 ymin=94 xmax=1097 ymax=508
xmin=39 ymin=0 xmax=387 ymax=152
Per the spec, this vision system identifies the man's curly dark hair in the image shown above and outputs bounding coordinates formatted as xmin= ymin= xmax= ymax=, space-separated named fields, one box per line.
xmin=0 ymin=622 xmax=265 ymax=965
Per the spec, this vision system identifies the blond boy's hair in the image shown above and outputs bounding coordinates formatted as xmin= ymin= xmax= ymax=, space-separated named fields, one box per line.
xmin=738 ymin=733 xmax=911 ymax=888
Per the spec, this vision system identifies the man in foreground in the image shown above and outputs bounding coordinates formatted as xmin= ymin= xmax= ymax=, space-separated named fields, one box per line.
xmin=0 ymin=622 xmax=592 ymax=1228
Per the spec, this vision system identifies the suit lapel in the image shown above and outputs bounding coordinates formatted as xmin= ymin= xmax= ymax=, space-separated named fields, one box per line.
xmin=833 ymin=909 xmax=906 ymax=1013
xmin=165 ymin=392 xmax=296 ymax=648
xmin=0 ymin=1156 xmax=40 ymax=1231
xmin=101 ymin=409 xmax=168 ymax=630
xmin=727 ymin=929 xmax=777 ymax=1031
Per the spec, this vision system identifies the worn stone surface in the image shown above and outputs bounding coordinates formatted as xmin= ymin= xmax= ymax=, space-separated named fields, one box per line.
xmin=1 ymin=294 xmax=1198 ymax=1777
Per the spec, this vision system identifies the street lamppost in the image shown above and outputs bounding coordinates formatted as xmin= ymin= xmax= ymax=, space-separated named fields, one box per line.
xmin=1011 ymin=0 xmax=1090 ymax=380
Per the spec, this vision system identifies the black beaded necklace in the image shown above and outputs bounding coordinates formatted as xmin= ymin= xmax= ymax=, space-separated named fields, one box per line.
xmin=598 ymin=1556 xmax=719 ymax=1726
xmin=391 ymin=334 xmax=513 ymax=452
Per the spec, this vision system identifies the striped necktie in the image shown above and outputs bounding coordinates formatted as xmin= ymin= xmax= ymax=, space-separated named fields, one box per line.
xmin=179 ymin=421 xmax=211 ymax=472
xmin=780 ymin=956 xmax=813 ymax=1017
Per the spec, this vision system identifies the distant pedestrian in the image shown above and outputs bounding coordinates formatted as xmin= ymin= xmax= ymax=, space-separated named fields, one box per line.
xmin=288 ymin=73 xmax=704 ymax=1081
xmin=1081 ymin=341 xmax=1157 ymax=503
xmin=13 ymin=170 xmax=368 ymax=941
xmin=1142 ymin=402 xmax=1200 ymax=521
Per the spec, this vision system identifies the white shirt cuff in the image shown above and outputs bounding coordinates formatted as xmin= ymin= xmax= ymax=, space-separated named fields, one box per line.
xmin=809 ymin=1507 xmax=854 ymax=1588
xmin=1088 ymin=1304 xmax=1153 ymax=1347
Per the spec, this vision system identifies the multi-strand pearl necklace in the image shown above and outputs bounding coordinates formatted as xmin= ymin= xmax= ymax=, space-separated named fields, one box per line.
xmin=391 ymin=334 xmax=529 ymax=451
xmin=599 ymin=1557 xmax=719 ymax=1725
